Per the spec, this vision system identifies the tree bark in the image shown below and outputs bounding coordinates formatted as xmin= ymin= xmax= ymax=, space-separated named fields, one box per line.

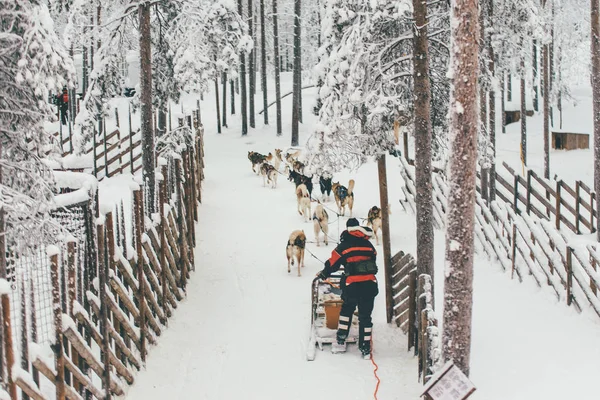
xmin=222 ymin=72 xmax=228 ymax=128
xmin=230 ymin=79 xmax=236 ymax=115
xmin=507 ymin=72 xmax=512 ymax=102
xmin=139 ymin=2 xmax=155 ymax=213
xmin=248 ymin=0 xmax=256 ymax=128
xmin=273 ymin=0 xmax=283 ymax=135
xmin=215 ymin=78 xmax=222 ymax=134
xmin=239 ymin=0 xmax=248 ymax=136
xmin=443 ymin=0 xmax=478 ymax=377
xmin=501 ymin=73 xmax=506 ymax=133
xmin=412 ymin=0 xmax=435 ymax=288
xmin=260 ymin=0 xmax=268 ymax=125
xmin=291 ymin=0 xmax=301 ymax=146
xmin=543 ymin=43 xmax=550 ymax=178
xmin=591 ymin=0 xmax=600 ymax=239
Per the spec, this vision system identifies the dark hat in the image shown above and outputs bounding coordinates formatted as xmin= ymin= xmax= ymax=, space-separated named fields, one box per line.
xmin=346 ymin=218 xmax=359 ymax=228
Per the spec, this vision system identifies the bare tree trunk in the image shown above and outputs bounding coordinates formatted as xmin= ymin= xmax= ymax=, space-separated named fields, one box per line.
xmin=480 ymin=89 xmax=489 ymax=202
xmin=533 ymin=40 xmax=539 ymax=112
xmin=248 ymin=0 xmax=256 ymax=128
xmin=239 ymin=0 xmax=248 ymax=136
xmin=260 ymin=0 xmax=268 ymax=125
xmin=488 ymin=13 xmax=497 ymax=201
xmin=139 ymin=2 xmax=155 ymax=213
xmin=591 ymin=0 xmax=600 ymax=239
xmin=507 ymin=72 xmax=512 ymax=101
xmin=412 ymin=0 xmax=435 ymax=287
xmin=215 ymin=78 xmax=222 ymax=134
xmin=230 ymin=80 xmax=236 ymax=115
xmin=443 ymin=0 xmax=478 ymax=376
xmin=520 ymin=44 xmax=527 ymax=166
xmin=291 ymin=0 xmax=301 ymax=146
xmin=222 ymin=72 xmax=228 ymax=128
xmin=273 ymin=0 xmax=283 ymax=135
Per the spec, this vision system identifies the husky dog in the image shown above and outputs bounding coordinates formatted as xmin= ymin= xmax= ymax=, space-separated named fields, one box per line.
xmin=248 ymin=151 xmax=267 ymax=174
xmin=289 ymin=170 xmax=314 ymax=197
xmin=286 ymin=230 xmax=306 ymax=276
xmin=296 ymin=184 xmax=312 ymax=222
xmin=367 ymin=205 xmax=391 ymax=245
xmin=332 ymin=179 xmax=355 ymax=217
xmin=259 ymin=162 xmax=278 ymax=188
xmin=292 ymin=160 xmax=305 ymax=174
xmin=285 ymin=149 xmax=302 ymax=165
xmin=319 ymin=171 xmax=333 ymax=202
xmin=312 ymin=204 xmax=329 ymax=247
xmin=273 ymin=149 xmax=283 ymax=171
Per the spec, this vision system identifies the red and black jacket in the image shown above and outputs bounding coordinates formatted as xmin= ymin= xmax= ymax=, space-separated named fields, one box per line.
xmin=320 ymin=226 xmax=377 ymax=285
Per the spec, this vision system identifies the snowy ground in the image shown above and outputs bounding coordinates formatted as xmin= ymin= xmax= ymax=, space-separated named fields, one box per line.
xmin=119 ymin=75 xmax=600 ymax=399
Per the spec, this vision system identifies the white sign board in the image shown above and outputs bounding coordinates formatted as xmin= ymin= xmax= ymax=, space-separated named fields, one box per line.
xmin=422 ymin=362 xmax=476 ymax=400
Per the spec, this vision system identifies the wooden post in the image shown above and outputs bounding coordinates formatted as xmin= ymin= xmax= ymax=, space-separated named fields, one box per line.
xmin=513 ymin=174 xmax=519 ymax=213
xmin=50 ymin=252 xmax=66 ymax=400
xmin=20 ymin=279 xmax=30 ymax=400
xmin=403 ymin=130 xmax=409 ymax=161
xmin=591 ymin=192 xmax=596 ymax=233
xmin=526 ymin=170 xmax=532 ymax=215
xmin=407 ymin=270 xmax=417 ymax=352
xmin=377 ymin=155 xmax=393 ymax=323
xmin=566 ymin=246 xmax=573 ymax=306
xmin=175 ymin=158 xmax=189 ymax=290
xmin=129 ymin=103 xmax=134 ymax=175
xmin=160 ymin=165 xmax=169 ymax=320
xmin=556 ymin=180 xmax=562 ymax=230
xmin=511 ymin=223 xmax=517 ymax=280
xmin=134 ymin=190 xmax=147 ymax=361
xmin=102 ymin=118 xmax=108 ymax=177
xmin=96 ymin=222 xmax=112 ymax=399
xmin=67 ymin=241 xmax=76 ymax=316
xmin=575 ymin=181 xmax=581 ymax=234
xmin=590 ymin=251 xmax=597 ymax=296
xmin=29 ymin=278 xmax=39 ymax=387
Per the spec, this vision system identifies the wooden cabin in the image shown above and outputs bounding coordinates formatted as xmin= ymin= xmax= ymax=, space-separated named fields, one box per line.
xmin=552 ymin=131 xmax=589 ymax=150
xmin=504 ymin=109 xmax=535 ymax=125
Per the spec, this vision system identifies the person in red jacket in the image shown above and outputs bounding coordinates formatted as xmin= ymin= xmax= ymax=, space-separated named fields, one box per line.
xmin=317 ymin=218 xmax=379 ymax=357
xmin=57 ymin=87 xmax=69 ymax=125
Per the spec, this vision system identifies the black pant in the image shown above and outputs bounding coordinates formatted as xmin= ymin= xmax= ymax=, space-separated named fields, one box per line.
xmin=337 ymin=280 xmax=378 ymax=349
xmin=60 ymin=105 xmax=68 ymax=125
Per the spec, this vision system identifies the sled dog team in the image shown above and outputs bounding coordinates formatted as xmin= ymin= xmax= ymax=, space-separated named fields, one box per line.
xmin=248 ymin=148 xmax=389 ymax=277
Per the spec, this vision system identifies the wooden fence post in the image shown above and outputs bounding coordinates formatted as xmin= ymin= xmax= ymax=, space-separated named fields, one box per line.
xmin=175 ymin=158 xmax=189 ymax=290
xmin=96 ymin=222 xmax=112 ymax=399
xmin=555 ymin=180 xmax=562 ymax=230
xmin=590 ymin=251 xmax=597 ymax=296
xmin=575 ymin=181 xmax=581 ymax=234
xmin=50 ymin=251 xmax=66 ymax=400
xmin=160 ymin=165 xmax=169 ymax=320
xmin=526 ymin=170 xmax=532 ymax=215
xmin=511 ymin=223 xmax=517 ymax=280
xmin=566 ymin=246 xmax=573 ymax=306
xmin=29 ymin=278 xmax=39 ymax=387
xmin=513 ymin=175 xmax=519 ymax=213
xmin=407 ymin=270 xmax=417 ymax=353
xmin=134 ymin=190 xmax=147 ymax=361
xmin=20 ymin=279 xmax=30 ymax=400
xmin=377 ymin=155 xmax=393 ymax=324
xmin=591 ymin=192 xmax=596 ymax=233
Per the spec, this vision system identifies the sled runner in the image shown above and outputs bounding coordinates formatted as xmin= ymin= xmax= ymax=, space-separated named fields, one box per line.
xmin=306 ymin=273 xmax=359 ymax=361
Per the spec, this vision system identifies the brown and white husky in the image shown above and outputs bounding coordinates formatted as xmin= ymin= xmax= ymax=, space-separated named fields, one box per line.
xmin=312 ymin=204 xmax=329 ymax=247
xmin=259 ymin=162 xmax=278 ymax=188
xmin=332 ymin=179 xmax=355 ymax=217
xmin=296 ymin=184 xmax=311 ymax=222
xmin=367 ymin=205 xmax=391 ymax=245
xmin=286 ymin=230 xmax=306 ymax=276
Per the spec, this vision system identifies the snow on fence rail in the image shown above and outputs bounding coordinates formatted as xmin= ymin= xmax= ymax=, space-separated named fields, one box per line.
xmin=0 ymin=119 xmax=205 ymax=399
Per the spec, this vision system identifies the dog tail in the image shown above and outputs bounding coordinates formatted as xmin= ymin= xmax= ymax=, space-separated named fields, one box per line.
xmin=347 ymin=179 xmax=355 ymax=195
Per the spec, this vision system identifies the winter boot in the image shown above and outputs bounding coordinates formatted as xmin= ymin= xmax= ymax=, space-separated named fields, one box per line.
xmin=336 ymin=314 xmax=352 ymax=344
xmin=359 ymin=326 xmax=372 ymax=359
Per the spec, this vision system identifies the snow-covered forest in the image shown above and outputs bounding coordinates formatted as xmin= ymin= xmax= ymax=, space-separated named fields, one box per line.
xmin=1 ymin=0 xmax=600 ymax=398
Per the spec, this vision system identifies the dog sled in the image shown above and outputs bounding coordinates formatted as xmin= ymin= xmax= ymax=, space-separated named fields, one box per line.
xmin=306 ymin=272 xmax=359 ymax=361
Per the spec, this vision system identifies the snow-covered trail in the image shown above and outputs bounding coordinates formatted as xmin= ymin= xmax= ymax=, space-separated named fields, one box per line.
xmin=125 ymin=128 xmax=423 ymax=399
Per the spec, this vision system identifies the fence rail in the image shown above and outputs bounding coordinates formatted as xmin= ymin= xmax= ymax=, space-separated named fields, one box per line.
xmin=1 ymin=116 xmax=205 ymax=399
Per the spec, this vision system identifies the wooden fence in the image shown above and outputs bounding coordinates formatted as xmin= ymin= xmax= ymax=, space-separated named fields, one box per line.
xmin=388 ymin=250 xmax=440 ymax=385
xmin=0 ymin=122 xmax=205 ymax=399
xmin=399 ymin=158 xmax=600 ymax=322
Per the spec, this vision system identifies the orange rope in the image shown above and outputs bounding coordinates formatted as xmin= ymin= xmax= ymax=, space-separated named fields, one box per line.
xmin=370 ymin=333 xmax=381 ymax=399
